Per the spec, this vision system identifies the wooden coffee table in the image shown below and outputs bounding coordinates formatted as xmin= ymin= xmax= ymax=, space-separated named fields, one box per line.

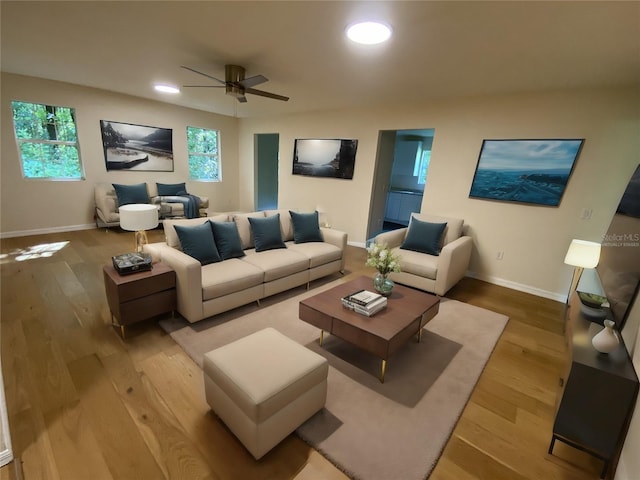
xmin=299 ymin=275 xmax=440 ymax=382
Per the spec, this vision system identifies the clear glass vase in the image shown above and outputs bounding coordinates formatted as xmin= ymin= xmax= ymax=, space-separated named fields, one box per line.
xmin=373 ymin=272 xmax=394 ymax=296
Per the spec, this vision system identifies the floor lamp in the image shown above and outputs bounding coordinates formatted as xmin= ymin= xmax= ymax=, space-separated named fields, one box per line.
xmin=563 ymin=239 xmax=601 ymax=309
xmin=119 ymin=204 xmax=159 ymax=253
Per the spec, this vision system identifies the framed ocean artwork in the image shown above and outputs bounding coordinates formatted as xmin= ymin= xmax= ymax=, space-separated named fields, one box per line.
xmin=469 ymin=139 xmax=584 ymax=206
xmin=292 ymin=138 xmax=357 ymax=179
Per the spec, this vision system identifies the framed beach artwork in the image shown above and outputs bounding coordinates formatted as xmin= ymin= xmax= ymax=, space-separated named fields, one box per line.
xmin=469 ymin=139 xmax=584 ymax=206
xmin=100 ymin=120 xmax=174 ymax=171
xmin=292 ymin=138 xmax=358 ymax=179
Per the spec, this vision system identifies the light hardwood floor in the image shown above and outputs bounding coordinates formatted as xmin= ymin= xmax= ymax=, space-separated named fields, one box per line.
xmin=0 ymin=228 xmax=604 ymax=480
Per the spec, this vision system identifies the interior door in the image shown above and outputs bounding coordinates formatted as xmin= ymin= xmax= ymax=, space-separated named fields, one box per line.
xmin=254 ymin=133 xmax=279 ymax=211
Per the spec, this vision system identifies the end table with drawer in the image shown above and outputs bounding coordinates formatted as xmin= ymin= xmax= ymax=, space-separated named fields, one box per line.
xmin=103 ymin=262 xmax=176 ymax=338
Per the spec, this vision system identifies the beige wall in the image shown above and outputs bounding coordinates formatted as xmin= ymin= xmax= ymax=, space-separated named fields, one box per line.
xmin=239 ymin=87 xmax=640 ymax=299
xmin=2 ymin=73 xmax=638 ymax=300
xmin=1 ymin=73 xmax=239 ymax=235
xmin=2 ymin=74 xmax=639 ymax=475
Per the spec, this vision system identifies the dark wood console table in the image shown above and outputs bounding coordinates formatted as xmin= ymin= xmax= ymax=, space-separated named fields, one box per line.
xmin=549 ymin=293 xmax=638 ymax=479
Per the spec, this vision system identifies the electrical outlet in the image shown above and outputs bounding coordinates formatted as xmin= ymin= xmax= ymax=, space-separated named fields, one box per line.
xmin=496 ymin=251 xmax=504 ymax=260
xmin=581 ymin=208 xmax=593 ymax=220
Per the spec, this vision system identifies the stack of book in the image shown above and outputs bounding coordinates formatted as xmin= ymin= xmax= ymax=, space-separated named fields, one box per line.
xmin=341 ymin=289 xmax=387 ymax=317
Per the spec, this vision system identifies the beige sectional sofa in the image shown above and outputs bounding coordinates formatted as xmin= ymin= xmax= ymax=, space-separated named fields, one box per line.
xmin=145 ymin=209 xmax=347 ymax=323
xmin=374 ymin=213 xmax=472 ymax=296
xmin=94 ymin=182 xmax=209 ymax=228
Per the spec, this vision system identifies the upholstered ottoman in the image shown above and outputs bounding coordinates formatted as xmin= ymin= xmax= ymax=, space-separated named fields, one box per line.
xmin=203 ymin=327 xmax=328 ymax=459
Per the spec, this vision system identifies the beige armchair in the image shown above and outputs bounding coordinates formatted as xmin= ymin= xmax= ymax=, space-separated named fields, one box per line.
xmin=374 ymin=213 xmax=472 ymax=296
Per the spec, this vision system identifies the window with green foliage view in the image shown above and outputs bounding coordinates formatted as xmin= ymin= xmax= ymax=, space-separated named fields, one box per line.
xmin=11 ymin=101 xmax=84 ymax=180
xmin=187 ymin=126 xmax=221 ymax=181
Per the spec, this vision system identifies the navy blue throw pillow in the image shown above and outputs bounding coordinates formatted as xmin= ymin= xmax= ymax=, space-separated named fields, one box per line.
xmin=289 ymin=211 xmax=323 ymax=243
xmin=400 ymin=218 xmax=447 ymax=256
xmin=249 ymin=214 xmax=287 ymax=252
xmin=113 ymin=183 xmax=149 ymax=206
xmin=174 ymin=222 xmax=221 ymax=265
xmin=157 ymin=182 xmax=186 ymax=196
xmin=210 ymin=221 xmax=246 ymax=260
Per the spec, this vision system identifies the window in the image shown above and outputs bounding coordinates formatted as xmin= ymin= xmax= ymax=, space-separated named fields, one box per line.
xmin=187 ymin=126 xmax=221 ymax=181
xmin=11 ymin=101 xmax=84 ymax=179
xmin=414 ymin=149 xmax=431 ymax=185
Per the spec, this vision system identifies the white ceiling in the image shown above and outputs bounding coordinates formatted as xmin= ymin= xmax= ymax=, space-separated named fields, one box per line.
xmin=2 ymin=1 xmax=639 ymax=118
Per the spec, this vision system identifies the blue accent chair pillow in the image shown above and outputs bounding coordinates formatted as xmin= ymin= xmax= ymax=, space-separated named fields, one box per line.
xmin=400 ymin=218 xmax=448 ymax=256
xmin=113 ymin=183 xmax=149 ymax=206
xmin=210 ymin=221 xmax=246 ymax=260
xmin=157 ymin=182 xmax=186 ymax=196
xmin=249 ymin=214 xmax=287 ymax=252
xmin=289 ymin=211 xmax=323 ymax=243
xmin=174 ymin=222 xmax=221 ymax=265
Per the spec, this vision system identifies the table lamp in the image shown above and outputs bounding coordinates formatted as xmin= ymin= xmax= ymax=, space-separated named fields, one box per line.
xmin=563 ymin=239 xmax=601 ymax=306
xmin=119 ymin=204 xmax=159 ymax=253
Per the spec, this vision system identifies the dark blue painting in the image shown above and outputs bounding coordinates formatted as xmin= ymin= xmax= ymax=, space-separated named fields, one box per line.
xmin=469 ymin=139 xmax=583 ymax=206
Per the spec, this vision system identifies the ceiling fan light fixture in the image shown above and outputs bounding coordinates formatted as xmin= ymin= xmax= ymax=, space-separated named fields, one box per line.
xmin=154 ymin=84 xmax=180 ymax=94
xmin=346 ymin=21 xmax=392 ymax=45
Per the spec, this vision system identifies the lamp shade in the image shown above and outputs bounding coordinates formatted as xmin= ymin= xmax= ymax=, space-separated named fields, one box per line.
xmin=564 ymin=239 xmax=601 ymax=268
xmin=119 ymin=204 xmax=158 ymax=231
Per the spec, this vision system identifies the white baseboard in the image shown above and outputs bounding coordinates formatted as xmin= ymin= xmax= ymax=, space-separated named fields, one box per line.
xmin=0 ymin=232 xmax=566 ymax=301
xmin=0 ymin=448 xmax=13 ymax=468
xmin=0 ymin=223 xmax=96 ymax=239
xmin=346 ymin=243 xmax=565 ymax=301
xmin=0 ymin=360 xmax=12 ymax=468
xmin=466 ymin=271 xmax=565 ymax=302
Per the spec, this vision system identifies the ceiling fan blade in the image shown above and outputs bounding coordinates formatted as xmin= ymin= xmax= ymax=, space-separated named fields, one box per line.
xmin=181 ymin=65 xmax=226 ymax=85
xmin=183 ymin=85 xmax=226 ymax=88
xmin=239 ymin=75 xmax=268 ymax=88
xmin=245 ymin=88 xmax=290 ymax=102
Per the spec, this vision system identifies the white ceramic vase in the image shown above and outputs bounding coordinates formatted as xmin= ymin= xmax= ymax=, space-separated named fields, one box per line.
xmin=592 ymin=320 xmax=619 ymax=353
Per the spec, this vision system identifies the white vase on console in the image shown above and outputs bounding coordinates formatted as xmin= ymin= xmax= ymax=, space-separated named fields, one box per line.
xmin=592 ymin=320 xmax=619 ymax=353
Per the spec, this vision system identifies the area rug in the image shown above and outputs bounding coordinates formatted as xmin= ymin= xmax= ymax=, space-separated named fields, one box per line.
xmin=159 ymin=279 xmax=508 ymax=480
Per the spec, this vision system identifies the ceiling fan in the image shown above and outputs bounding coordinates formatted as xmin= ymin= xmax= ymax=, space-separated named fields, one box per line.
xmin=182 ymin=64 xmax=289 ymax=103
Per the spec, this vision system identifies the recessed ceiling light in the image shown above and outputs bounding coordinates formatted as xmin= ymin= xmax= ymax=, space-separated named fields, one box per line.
xmin=346 ymin=21 xmax=392 ymax=45
xmin=154 ymin=84 xmax=180 ymax=94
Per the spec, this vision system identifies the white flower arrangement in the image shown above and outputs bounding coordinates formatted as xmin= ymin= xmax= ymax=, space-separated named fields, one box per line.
xmin=366 ymin=242 xmax=401 ymax=275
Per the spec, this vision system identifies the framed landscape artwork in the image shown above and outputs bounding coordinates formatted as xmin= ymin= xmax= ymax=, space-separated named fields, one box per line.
xmin=292 ymin=138 xmax=358 ymax=179
xmin=469 ymin=139 xmax=584 ymax=206
xmin=100 ymin=120 xmax=174 ymax=171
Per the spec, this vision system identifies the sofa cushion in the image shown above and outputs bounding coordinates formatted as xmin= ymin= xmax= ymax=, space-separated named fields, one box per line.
xmin=157 ymin=182 xmax=186 ymax=196
xmin=163 ymin=216 xmax=227 ymax=249
xmin=393 ymin=247 xmax=439 ymax=280
xmin=290 ymin=211 xmax=323 ymax=243
xmin=265 ymin=209 xmax=294 ymax=242
xmin=287 ymin=241 xmax=343 ymax=268
xmin=249 ymin=214 xmax=287 ymax=252
xmin=232 ymin=212 xmax=266 ymax=250
xmin=410 ymin=213 xmax=463 ymax=246
xmin=201 ymin=259 xmax=264 ymax=301
xmin=174 ymin=222 xmax=221 ymax=265
xmin=211 ymin=221 xmax=246 ymax=260
xmin=241 ymin=249 xmax=309 ymax=282
xmin=401 ymin=218 xmax=447 ymax=256
xmin=112 ymin=183 xmax=149 ymax=207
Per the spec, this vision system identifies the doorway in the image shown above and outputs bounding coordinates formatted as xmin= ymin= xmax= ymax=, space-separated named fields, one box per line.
xmin=254 ymin=133 xmax=279 ymax=210
xmin=366 ymin=128 xmax=434 ymax=242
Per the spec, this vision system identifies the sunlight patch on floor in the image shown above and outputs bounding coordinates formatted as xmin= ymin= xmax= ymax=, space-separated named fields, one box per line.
xmin=0 ymin=241 xmax=69 ymax=262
